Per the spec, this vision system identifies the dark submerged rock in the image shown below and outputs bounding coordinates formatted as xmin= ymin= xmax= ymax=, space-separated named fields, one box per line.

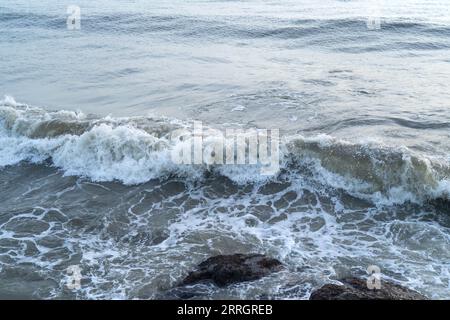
xmin=309 ymin=277 xmax=428 ymax=300
xmin=181 ymin=254 xmax=284 ymax=287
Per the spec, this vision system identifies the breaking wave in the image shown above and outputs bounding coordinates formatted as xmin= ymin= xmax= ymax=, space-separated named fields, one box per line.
xmin=1 ymin=96 xmax=449 ymax=205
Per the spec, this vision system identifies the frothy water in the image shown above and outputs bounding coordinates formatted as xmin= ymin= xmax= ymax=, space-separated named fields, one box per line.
xmin=1 ymin=0 xmax=450 ymax=299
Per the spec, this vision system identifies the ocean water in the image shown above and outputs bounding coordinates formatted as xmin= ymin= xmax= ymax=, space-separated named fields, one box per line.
xmin=1 ymin=0 xmax=450 ymax=299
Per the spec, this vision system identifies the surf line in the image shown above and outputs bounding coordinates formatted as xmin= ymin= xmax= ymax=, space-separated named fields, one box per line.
xmin=177 ymin=304 xmax=211 ymax=318
xmin=170 ymin=120 xmax=280 ymax=176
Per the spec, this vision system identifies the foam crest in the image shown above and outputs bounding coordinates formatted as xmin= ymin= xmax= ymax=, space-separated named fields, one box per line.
xmin=1 ymin=99 xmax=449 ymax=204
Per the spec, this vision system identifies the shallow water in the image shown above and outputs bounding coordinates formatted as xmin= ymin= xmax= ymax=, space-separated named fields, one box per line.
xmin=0 ymin=0 xmax=449 ymax=299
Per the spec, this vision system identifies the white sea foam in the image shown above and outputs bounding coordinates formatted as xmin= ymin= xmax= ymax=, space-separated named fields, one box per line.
xmin=0 ymin=98 xmax=449 ymax=204
xmin=0 ymin=99 xmax=449 ymax=300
